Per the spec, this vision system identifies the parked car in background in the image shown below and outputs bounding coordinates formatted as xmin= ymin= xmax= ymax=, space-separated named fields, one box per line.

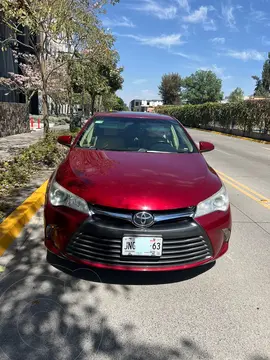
xmin=45 ymin=111 xmax=231 ymax=271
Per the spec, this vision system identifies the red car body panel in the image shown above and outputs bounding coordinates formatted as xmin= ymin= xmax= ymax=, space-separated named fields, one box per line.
xmin=55 ymin=149 xmax=221 ymax=211
xmin=44 ymin=112 xmax=232 ymax=272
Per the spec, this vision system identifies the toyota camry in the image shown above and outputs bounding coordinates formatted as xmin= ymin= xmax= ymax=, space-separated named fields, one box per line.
xmin=44 ymin=111 xmax=231 ymax=271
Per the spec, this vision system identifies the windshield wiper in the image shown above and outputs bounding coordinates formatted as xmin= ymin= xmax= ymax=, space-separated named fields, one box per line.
xmin=97 ymin=148 xmax=130 ymax=151
xmin=177 ymin=149 xmax=189 ymax=153
xmin=77 ymin=146 xmax=188 ymax=153
xmin=76 ymin=145 xmax=97 ymax=149
xmin=138 ymin=148 xmax=188 ymax=154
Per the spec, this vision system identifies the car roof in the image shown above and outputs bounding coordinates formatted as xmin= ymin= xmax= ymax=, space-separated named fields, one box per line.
xmin=94 ymin=111 xmax=174 ymax=121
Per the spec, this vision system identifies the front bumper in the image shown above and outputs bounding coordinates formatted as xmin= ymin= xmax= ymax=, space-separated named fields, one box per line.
xmin=44 ymin=204 xmax=231 ymax=272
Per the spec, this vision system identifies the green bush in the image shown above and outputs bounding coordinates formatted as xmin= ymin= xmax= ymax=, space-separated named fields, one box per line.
xmin=0 ymin=131 xmax=76 ymax=197
xmin=155 ymin=100 xmax=270 ymax=135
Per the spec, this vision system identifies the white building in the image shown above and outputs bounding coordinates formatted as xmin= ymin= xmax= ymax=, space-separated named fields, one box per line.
xmin=130 ymin=99 xmax=163 ymax=112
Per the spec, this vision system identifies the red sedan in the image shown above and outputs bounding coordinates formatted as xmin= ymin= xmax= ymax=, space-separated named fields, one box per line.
xmin=44 ymin=112 xmax=231 ymax=271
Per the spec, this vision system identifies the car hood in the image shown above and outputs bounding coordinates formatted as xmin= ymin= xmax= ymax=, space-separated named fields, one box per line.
xmin=55 ymin=148 xmax=222 ymax=210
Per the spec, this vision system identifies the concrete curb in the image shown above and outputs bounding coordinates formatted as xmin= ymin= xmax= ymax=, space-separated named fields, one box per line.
xmin=0 ymin=180 xmax=48 ymax=256
xmin=193 ymin=128 xmax=270 ymax=144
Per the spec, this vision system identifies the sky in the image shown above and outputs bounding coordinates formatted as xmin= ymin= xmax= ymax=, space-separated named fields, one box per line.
xmin=101 ymin=0 xmax=270 ymax=105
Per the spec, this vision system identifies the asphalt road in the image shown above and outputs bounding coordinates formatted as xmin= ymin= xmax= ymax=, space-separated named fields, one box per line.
xmin=0 ymin=129 xmax=270 ymax=360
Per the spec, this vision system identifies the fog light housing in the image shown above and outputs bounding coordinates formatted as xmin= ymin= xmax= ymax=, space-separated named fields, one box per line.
xmin=223 ymin=228 xmax=231 ymax=242
xmin=46 ymin=225 xmax=53 ymax=239
xmin=46 ymin=225 xmax=61 ymax=249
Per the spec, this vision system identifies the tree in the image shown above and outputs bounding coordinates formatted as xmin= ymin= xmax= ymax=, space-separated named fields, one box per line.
xmin=113 ymin=96 xmax=129 ymax=111
xmin=0 ymin=53 xmax=69 ymax=116
xmin=252 ymin=53 xmax=270 ymax=97
xmin=0 ymin=0 xmax=119 ymax=133
xmin=0 ymin=54 xmax=40 ymax=112
xmin=183 ymin=70 xmax=223 ymax=105
xmin=262 ymin=52 xmax=270 ymax=93
xmin=252 ymin=76 xmax=267 ymax=97
xmin=102 ymin=94 xmax=128 ymax=111
xmin=87 ymin=63 xmax=124 ymax=115
xmin=70 ymin=50 xmax=123 ymax=115
xmin=158 ymin=73 xmax=182 ymax=105
xmin=228 ymin=87 xmax=244 ymax=103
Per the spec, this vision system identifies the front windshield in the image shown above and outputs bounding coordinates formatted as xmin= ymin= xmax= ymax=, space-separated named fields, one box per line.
xmin=78 ymin=116 xmax=197 ymax=153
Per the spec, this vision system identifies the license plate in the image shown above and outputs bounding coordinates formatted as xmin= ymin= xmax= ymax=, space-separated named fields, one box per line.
xmin=122 ymin=236 xmax=163 ymax=257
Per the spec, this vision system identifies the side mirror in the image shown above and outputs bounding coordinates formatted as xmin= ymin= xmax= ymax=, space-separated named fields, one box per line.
xmin=199 ymin=141 xmax=215 ymax=153
xmin=57 ymin=135 xmax=72 ymax=147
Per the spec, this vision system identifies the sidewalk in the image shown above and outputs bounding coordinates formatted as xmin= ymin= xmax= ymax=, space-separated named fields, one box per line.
xmin=0 ymin=131 xmax=44 ymax=161
xmin=0 ymin=125 xmax=68 ymax=161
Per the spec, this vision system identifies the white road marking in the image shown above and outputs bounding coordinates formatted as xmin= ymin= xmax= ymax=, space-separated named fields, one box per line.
xmin=225 ymin=254 xmax=234 ymax=263
xmin=262 ymin=147 xmax=270 ymax=151
xmin=216 ymin=149 xmax=232 ymax=156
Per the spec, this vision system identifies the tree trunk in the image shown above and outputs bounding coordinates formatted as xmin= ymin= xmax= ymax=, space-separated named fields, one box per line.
xmin=98 ymin=95 xmax=102 ymax=112
xmin=42 ymin=91 xmax=50 ymax=133
xmin=25 ymin=94 xmax=30 ymax=132
xmin=39 ymin=29 xmax=50 ymax=134
xmin=25 ymin=94 xmax=30 ymax=114
xmin=68 ymin=86 xmax=74 ymax=119
xmin=91 ymin=93 xmax=96 ymax=116
xmin=81 ymin=87 xmax=85 ymax=116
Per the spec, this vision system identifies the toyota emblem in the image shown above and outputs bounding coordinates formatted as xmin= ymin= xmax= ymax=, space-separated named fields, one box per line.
xmin=133 ymin=212 xmax=155 ymax=228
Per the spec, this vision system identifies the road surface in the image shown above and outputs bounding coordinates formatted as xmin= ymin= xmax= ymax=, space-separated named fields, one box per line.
xmin=0 ymin=129 xmax=270 ymax=360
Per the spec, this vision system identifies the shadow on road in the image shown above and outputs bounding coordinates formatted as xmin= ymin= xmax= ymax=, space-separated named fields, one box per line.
xmin=0 ymin=213 xmax=269 ymax=360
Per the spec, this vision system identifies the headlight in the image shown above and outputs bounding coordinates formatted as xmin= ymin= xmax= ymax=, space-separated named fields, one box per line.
xmin=49 ymin=181 xmax=90 ymax=214
xmin=195 ymin=185 xmax=229 ymax=218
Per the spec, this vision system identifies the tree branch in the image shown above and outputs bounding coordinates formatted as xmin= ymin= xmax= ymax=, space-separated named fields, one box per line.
xmin=0 ymin=37 xmax=35 ymax=52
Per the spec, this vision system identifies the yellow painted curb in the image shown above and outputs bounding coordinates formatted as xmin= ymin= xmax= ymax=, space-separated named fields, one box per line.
xmin=193 ymin=128 xmax=270 ymax=144
xmin=0 ymin=180 xmax=48 ymax=256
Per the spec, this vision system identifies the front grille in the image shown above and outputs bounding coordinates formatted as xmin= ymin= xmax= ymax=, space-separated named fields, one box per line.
xmin=90 ymin=204 xmax=196 ymax=227
xmin=66 ymin=229 xmax=212 ymax=268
